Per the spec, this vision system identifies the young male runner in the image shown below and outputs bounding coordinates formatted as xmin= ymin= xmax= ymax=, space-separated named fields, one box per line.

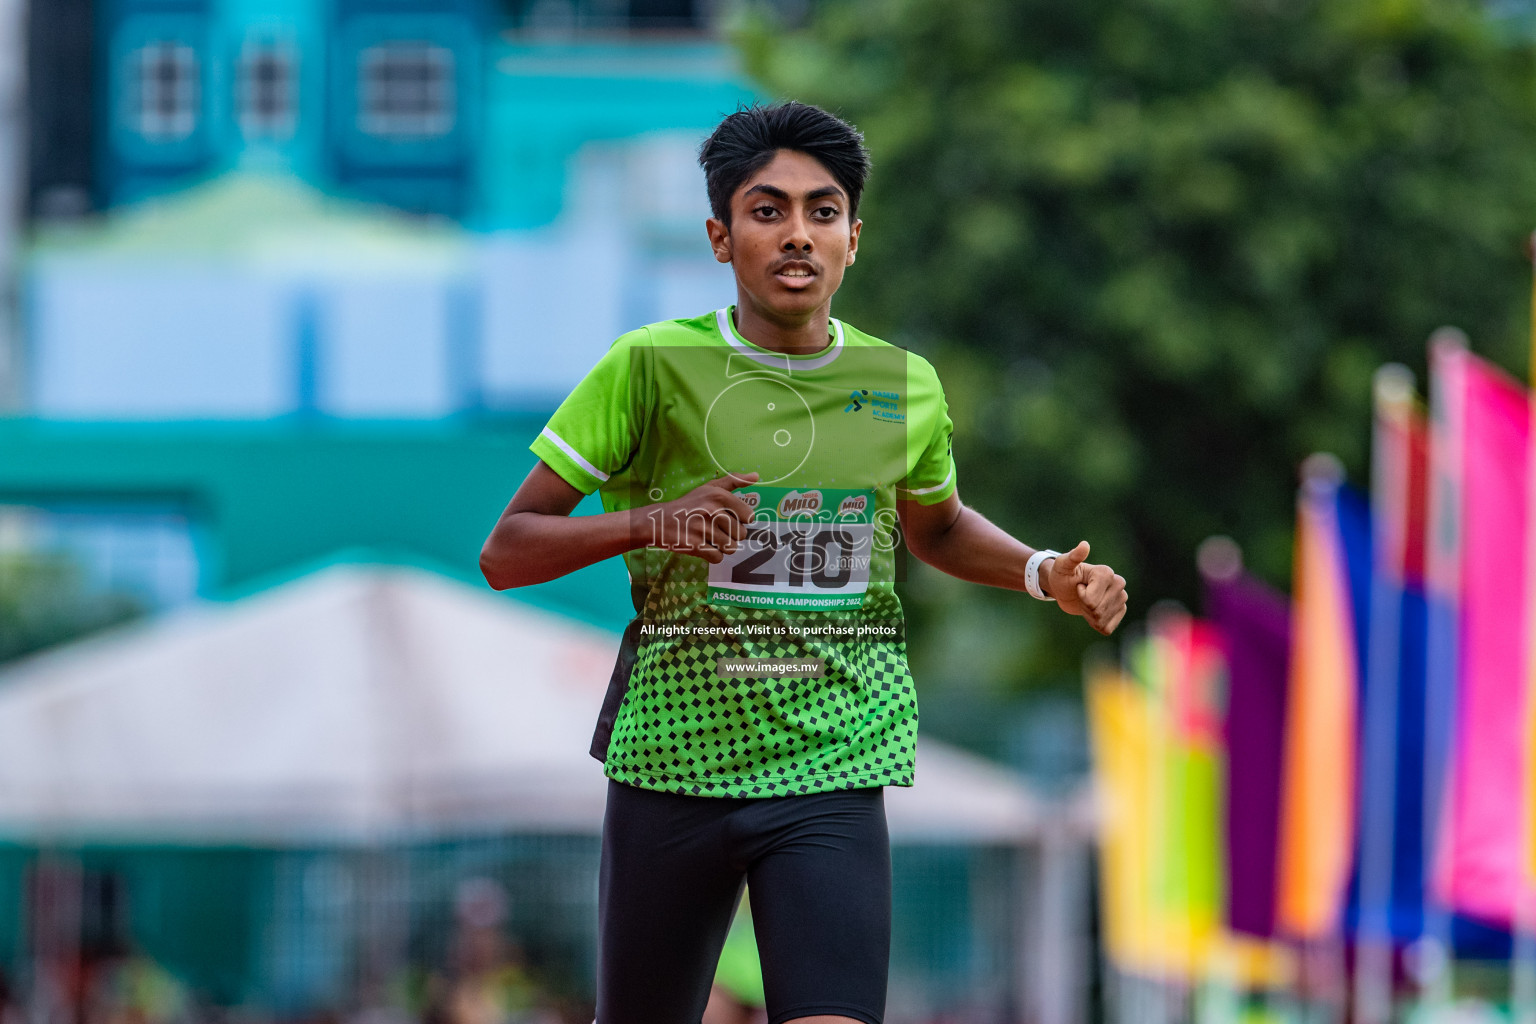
xmin=480 ymin=102 xmax=1128 ymax=1024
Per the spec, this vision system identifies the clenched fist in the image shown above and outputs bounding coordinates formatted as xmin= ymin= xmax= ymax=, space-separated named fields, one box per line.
xmin=642 ymin=473 xmax=760 ymax=564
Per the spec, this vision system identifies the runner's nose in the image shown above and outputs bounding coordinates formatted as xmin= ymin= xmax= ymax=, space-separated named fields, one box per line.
xmin=781 ymin=213 xmax=813 ymax=252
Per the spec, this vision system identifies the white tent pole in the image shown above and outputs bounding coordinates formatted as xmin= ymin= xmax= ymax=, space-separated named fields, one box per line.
xmin=1353 ymin=367 xmax=1415 ymax=1024
xmin=25 ymin=853 xmax=81 ymax=1024
xmin=1024 ymin=791 xmax=1090 ymax=1024
xmin=1422 ymin=330 xmax=1468 ymax=1009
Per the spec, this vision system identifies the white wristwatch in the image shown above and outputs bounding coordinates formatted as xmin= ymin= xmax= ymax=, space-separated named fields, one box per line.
xmin=1025 ymin=549 xmax=1061 ymax=602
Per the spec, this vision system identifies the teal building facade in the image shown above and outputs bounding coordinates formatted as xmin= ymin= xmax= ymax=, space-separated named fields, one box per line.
xmin=86 ymin=0 xmax=752 ymax=222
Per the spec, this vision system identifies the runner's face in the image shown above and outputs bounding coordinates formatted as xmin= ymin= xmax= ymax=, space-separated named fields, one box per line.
xmin=709 ymin=149 xmax=861 ymax=322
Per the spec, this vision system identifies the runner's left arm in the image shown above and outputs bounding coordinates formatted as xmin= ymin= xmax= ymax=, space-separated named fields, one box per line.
xmin=896 ymin=492 xmax=1129 ymax=636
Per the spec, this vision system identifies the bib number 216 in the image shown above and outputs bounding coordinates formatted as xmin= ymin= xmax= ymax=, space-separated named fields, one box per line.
xmin=707 ymin=487 xmax=875 ymax=612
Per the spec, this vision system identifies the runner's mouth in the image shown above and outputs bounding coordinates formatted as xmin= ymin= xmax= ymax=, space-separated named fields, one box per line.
xmin=773 ymin=261 xmax=819 ymax=288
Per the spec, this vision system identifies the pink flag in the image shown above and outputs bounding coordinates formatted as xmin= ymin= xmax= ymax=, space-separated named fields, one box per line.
xmin=1432 ymin=345 xmax=1532 ymax=925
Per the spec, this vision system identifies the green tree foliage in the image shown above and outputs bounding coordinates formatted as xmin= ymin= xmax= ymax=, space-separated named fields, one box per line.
xmin=740 ymin=0 xmax=1536 ymax=692
xmin=0 ymin=550 xmax=143 ymax=665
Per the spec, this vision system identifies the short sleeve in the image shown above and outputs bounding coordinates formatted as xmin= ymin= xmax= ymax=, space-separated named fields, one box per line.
xmin=896 ymin=357 xmax=957 ymax=505
xmin=530 ymin=330 xmax=652 ymax=494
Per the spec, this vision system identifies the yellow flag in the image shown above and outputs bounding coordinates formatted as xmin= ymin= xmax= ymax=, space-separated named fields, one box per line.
xmin=1087 ymin=666 xmax=1294 ymax=986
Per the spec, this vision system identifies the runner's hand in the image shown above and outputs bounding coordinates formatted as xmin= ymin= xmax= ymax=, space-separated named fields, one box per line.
xmin=1044 ymin=541 xmax=1128 ymax=636
xmin=644 ymin=473 xmax=759 ymax=563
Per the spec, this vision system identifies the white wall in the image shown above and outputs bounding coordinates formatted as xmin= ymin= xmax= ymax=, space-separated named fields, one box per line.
xmin=319 ymin=278 xmax=457 ymax=417
xmin=30 ymin=262 xmax=298 ymax=418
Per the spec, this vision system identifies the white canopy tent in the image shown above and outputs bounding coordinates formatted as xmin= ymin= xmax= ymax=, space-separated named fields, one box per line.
xmin=0 ymin=561 xmax=1053 ymax=846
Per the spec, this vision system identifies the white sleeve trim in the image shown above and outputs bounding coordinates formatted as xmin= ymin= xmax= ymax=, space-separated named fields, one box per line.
xmin=539 ymin=427 xmax=610 ymax=482
xmin=897 ymin=466 xmax=954 ymax=497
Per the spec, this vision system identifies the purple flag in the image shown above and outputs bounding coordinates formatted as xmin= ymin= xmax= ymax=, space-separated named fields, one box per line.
xmin=1205 ymin=569 xmax=1291 ymax=937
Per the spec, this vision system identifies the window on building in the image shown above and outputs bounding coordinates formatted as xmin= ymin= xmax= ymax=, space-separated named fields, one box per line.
xmin=0 ymin=503 xmax=202 ymax=612
xmin=237 ymin=38 xmax=297 ymax=140
xmin=626 ymin=0 xmax=699 ymax=28
xmin=0 ymin=506 xmax=157 ymax=664
xmin=128 ymin=40 xmax=200 ymax=141
xmin=357 ymin=42 xmax=455 ymax=139
xmin=498 ymin=0 xmax=705 ymax=31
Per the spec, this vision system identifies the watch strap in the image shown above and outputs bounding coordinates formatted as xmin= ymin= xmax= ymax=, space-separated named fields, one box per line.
xmin=1025 ymin=549 xmax=1061 ymax=602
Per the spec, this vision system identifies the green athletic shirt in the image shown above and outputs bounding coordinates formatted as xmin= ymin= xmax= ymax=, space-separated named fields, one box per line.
xmin=530 ymin=307 xmax=956 ymax=797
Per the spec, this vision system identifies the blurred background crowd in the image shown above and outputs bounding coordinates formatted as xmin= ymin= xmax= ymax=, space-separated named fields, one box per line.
xmin=1 ymin=0 xmax=1536 ymax=1021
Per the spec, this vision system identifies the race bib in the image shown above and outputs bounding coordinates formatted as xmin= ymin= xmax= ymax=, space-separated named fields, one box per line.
xmin=708 ymin=487 xmax=875 ymax=611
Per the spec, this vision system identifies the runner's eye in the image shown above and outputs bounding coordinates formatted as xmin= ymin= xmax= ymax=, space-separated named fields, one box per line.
xmin=754 ymin=205 xmax=779 ymax=218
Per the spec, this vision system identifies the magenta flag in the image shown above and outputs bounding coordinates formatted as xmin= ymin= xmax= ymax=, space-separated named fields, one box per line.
xmin=1432 ymin=347 xmax=1532 ymax=925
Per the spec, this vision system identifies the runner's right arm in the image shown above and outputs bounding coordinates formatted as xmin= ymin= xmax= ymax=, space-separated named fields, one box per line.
xmin=479 ymin=464 xmax=759 ymax=590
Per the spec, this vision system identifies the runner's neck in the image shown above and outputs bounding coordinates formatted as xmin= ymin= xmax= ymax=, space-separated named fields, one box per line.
xmin=731 ymin=303 xmax=833 ymax=356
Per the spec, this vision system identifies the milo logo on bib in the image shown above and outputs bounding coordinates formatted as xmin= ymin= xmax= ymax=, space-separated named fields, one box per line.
xmin=709 ymin=486 xmax=875 ymax=611
xmin=777 ymin=490 xmax=822 ymax=517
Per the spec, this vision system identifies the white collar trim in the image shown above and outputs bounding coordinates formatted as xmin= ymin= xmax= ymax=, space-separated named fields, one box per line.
xmin=714 ymin=307 xmax=845 ymax=371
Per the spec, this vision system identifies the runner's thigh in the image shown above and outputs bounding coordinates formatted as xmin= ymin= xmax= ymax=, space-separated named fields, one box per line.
xmin=597 ymin=781 xmax=745 ymax=1024
xmin=745 ymin=788 xmax=891 ymax=1024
